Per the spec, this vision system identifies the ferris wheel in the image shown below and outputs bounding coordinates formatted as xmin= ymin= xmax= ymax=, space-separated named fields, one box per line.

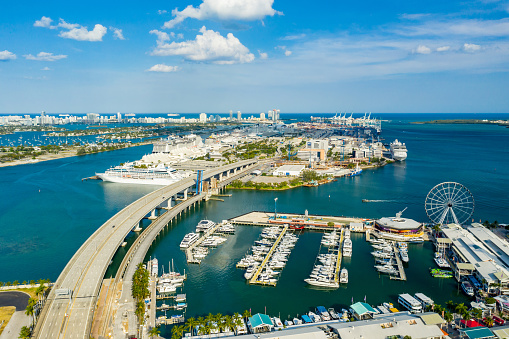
xmin=425 ymin=182 xmax=474 ymax=225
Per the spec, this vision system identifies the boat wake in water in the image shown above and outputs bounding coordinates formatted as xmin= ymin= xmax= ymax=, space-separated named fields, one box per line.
xmin=362 ymin=199 xmax=397 ymax=203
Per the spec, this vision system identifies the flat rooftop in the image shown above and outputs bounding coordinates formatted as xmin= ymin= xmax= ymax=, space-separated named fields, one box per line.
xmin=376 ymin=217 xmax=422 ymax=230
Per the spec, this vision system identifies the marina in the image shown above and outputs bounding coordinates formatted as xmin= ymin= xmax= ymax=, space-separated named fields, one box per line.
xmin=184 ymin=220 xmax=234 ymax=264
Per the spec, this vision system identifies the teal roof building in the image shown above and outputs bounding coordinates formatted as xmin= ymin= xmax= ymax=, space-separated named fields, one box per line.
xmin=248 ymin=313 xmax=274 ymax=334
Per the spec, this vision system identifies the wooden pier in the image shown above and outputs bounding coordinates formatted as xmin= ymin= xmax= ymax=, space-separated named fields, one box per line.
xmin=249 ymin=225 xmax=289 ymax=286
xmin=390 ymin=244 xmax=407 ymax=281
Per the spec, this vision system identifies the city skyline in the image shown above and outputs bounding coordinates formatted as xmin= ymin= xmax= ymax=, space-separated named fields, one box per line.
xmin=1 ymin=0 xmax=509 ymax=113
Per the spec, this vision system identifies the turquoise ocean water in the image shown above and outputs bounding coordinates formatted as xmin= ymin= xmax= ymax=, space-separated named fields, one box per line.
xmin=1 ymin=113 xmax=509 ymax=334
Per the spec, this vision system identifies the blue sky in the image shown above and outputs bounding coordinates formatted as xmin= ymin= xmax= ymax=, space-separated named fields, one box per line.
xmin=1 ymin=0 xmax=508 ymax=113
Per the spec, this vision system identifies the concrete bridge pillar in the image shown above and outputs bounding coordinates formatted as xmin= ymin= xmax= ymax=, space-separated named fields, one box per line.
xmin=219 ymin=173 xmax=223 ymax=181
xmin=183 ymin=189 xmax=188 ymax=200
xmin=149 ymin=209 xmax=157 ymax=220
xmin=234 ymin=168 xmax=237 ymax=174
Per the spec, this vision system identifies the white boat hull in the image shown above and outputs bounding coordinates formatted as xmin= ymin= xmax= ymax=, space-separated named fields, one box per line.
xmin=97 ymin=173 xmax=181 ymax=186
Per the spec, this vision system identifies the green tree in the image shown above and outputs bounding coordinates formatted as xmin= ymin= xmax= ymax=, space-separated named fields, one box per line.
xmin=18 ymin=326 xmax=31 ymax=339
xmin=444 ymin=311 xmax=453 ymax=324
xmin=484 ymin=316 xmax=494 ymax=327
xmin=463 ymin=311 xmax=472 ymax=322
xmin=171 ymin=324 xmax=184 ymax=339
xmin=471 ymin=308 xmax=483 ymax=320
xmin=243 ymin=309 xmax=251 ymax=320
xmin=445 ymin=300 xmax=455 ymax=311
xmin=455 ymin=303 xmax=468 ymax=315
xmin=148 ymin=325 xmax=161 ymax=338
xmin=185 ymin=317 xmax=198 ymax=336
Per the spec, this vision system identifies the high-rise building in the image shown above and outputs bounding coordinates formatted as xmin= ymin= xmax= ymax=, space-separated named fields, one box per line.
xmin=199 ymin=113 xmax=207 ymax=123
xmin=260 ymin=112 xmax=265 ymax=120
xmin=117 ymin=112 xmax=122 ymax=121
xmin=237 ymin=111 xmax=242 ymax=121
xmin=229 ymin=110 xmax=233 ymax=120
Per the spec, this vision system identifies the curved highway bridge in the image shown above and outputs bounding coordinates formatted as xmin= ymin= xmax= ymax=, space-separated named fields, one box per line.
xmin=33 ymin=159 xmax=258 ymax=339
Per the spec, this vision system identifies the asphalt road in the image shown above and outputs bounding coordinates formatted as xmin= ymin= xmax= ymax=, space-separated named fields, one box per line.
xmin=0 ymin=292 xmax=30 ymax=311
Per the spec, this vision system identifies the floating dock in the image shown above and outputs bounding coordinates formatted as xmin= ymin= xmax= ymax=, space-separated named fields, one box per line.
xmin=185 ymin=222 xmax=223 ymax=263
xmin=249 ymin=225 xmax=289 ymax=286
xmin=391 ymin=244 xmax=407 ymax=281
xmin=334 ymin=229 xmax=344 ymax=285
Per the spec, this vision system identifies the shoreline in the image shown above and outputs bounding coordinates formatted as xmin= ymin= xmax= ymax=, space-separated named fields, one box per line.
xmin=0 ymin=141 xmax=153 ymax=168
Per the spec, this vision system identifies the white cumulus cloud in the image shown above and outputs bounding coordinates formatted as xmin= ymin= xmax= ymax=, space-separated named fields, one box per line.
xmin=163 ymin=0 xmax=282 ymax=28
xmin=147 ymin=64 xmax=180 ymax=72
xmin=258 ymin=50 xmax=268 ymax=59
xmin=150 ymin=29 xmax=171 ymax=45
xmin=436 ymin=46 xmax=451 ymax=52
xmin=41 ymin=67 xmax=51 ymax=71
xmin=158 ymin=10 xmax=168 ymax=15
xmin=0 ymin=50 xmax=16 ymax=61
xmin=415 ymin=45 xmax=431 ymax=54
xmin=59 ymin=24 xmax=107 ymax=41
xmin=151 ymin=26 xmax=255 ymax=64
xmin=34 ymin=16 xmax=55 ymax=29
xmin=111 ymin=27 xmax=125 ymax=40
xmin=464 ymin=43 xmax=481 ymax=52
xmin=35 ymin=17 xmax=108 ymax=42
xmin=24 ymin=52 xmax=67 ymax=61
xmin=285 ymin=50 xmax=292 ymax=56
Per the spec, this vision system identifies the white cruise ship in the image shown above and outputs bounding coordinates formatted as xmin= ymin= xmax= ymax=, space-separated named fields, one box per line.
xmin=96 ymin=162 xmax=190 ymax=185
xmin=180 ymin=233 xmax=200 ymax=248
xmin=390 ymin=140 xmax=407 ymax=161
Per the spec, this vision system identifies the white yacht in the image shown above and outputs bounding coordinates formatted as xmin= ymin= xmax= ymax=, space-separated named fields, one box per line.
xmin=399 ymin=250 xmax=409 ymax=263
xmin=398 ymin=293 xmax=423 ymax=313
xmin=195 ymin=220 xmax=216 ymax=233
xmin=339 ymin=268 xmax=348 ymax=283
xmin=390 ymin=139 xmax=407 ymax=161
xmin=96 ymin=161 xmax=190 ymax=185
xmin=180 ymin=232 xmax=200 ymax=248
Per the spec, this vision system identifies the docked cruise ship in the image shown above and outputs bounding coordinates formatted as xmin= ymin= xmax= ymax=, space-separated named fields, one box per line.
xmin=96 ymin=162 xmax=191 ymax=185
xmin=390 ymin=139 xmax=407 ymax=161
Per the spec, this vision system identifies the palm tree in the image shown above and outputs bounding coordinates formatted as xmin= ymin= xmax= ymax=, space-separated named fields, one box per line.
xmin=148 ymin=325 xmax=161 ymax=338
xmin=243 ymin=309 xmax=251 ymax=321
xmin=463 ymin=311 xmax=472 ymax=322
xmin=455 ymin=303 xmax=468 ymax=316
xmin=171 ymin=324 xmax=184 ymax=339
xmin=185 ymin=317 xmax=198 ymax=336
xmin=471 ymin=308 xmax=483 ymax=320
xmin=224 ymin=315 xmax=235 ymax=333
xmin=432 ymin=224 xmax=441 ymax=236
xmin=444 ymin=311 xmax=453 ymax=325
xmin=25 ymin=297 xmax=37 ymax=325
xmin=18 ymin=325 xmax=31 ymax=339
xmin=484 ymin=316 xmax=494 ymax=327
xmin=445 ymin=300 xmax=455 ymax=312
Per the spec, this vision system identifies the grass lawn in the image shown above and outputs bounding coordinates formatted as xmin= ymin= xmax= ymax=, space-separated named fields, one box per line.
xmin=0 ymin=306 xmax=16 ymax=335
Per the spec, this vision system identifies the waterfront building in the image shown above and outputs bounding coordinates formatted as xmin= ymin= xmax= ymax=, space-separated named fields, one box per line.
xmin=260 ymin=112 xmax=265 ymax=120
xmin=247 ymin=313 xmax=274 ymax=334
xmin=439 ymin=224 xmax=509 ymax=292
xmin=329 ymin=312 xmax=446 ymax=339
xmin=272 ymin=164 xmax=305 ymax=176
xmin=236 ymin=326 xmax=328 ymax=338
xmin=199 ymin=113 xmax=207 ymax=123
xmin=349 ymin=302 xmax=377 ymax=320
xmin=237 ymin=111 xmax=242 ymax=121
xmin=349 ymin=222 xmax=364 ymax=232
xmin=375 ymin=213 xmax=424 ymax=238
